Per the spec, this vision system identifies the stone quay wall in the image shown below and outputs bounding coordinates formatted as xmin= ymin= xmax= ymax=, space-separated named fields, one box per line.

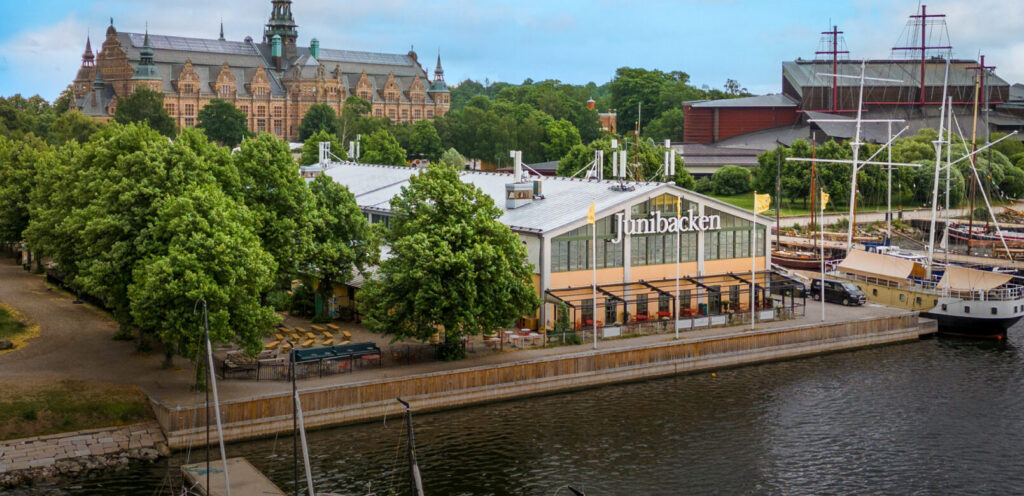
xmin=0 ymin=421 xmax=169 ymax=487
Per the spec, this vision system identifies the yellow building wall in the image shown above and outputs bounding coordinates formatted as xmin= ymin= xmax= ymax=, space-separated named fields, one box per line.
xmin=631 ymin=262 xmax=700 ymax=282
xmin=704 ymin=257 xmax=766 ymax=275
xmin=550 ymin=267 xmax=627 ymax=289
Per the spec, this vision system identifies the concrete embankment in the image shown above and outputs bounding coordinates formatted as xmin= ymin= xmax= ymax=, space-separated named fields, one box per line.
xmin=150 ymin=312 xmax=934 ymax=449
xmin=0 ymin=422 xmax=168 ymax=487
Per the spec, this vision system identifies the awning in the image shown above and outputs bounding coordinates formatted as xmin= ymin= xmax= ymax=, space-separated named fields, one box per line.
xmin=938 ymin=266 xmax=1013 ymax=291
xmin=837 ymin=250 xmax=926 ymax=284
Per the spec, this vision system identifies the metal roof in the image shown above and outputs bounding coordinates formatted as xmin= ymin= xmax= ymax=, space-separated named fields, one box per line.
xmin=689 ymin=94 xmax=797 ymax=108
xmin=677 ymin=143 xmax=761 ymax=168
xmin=322 ymin=163 xmax=771 ymax=234
xmin=128 ymin=33 xmax=259 ymax=56
xmin=317 ymin=48 xmax=413 ymax=67
xmin=782 ymin=60 xmax=1009 ymax=96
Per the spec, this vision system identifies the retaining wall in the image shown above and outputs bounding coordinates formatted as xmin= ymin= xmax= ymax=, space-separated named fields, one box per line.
xmin=152 ymin=313 xmax=933 ymax=449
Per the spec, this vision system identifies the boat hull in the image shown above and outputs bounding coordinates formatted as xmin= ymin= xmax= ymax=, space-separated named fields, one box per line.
xmin=920 ymin=311 xmax=1022 ymax=338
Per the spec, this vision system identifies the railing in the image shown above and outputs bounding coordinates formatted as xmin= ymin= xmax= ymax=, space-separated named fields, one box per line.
xmin=837 ymin=271 xmax=1024 ymax=302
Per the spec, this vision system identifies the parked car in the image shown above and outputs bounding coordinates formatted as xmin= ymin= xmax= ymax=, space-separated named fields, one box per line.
xmin=810 ymin=279 xmax=866 ymax=306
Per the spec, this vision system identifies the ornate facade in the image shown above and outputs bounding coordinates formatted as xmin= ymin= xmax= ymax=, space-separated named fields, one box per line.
xmin=72 ymin=0 xmax=450 ymax=140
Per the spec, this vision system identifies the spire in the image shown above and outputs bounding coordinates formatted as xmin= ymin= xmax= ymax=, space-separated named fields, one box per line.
xmin=264 ymin=0 xmax=298 ymax=60
xmin=433 ymin=50 xmax=444 ymax=81
xmin=82 ymin=35 xmax=94 ymax=66
xmin=219 ymin=19 xmax=225 ymax=41
xmin=133 ymin=23 xmax=159 ymax=81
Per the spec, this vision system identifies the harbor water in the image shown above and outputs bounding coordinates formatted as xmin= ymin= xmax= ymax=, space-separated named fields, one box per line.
xmin=43 ymin=322 xmax=1024 ymax=495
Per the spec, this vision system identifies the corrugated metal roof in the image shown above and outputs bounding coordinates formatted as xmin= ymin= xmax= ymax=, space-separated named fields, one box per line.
xmin=317 ymin=48 xmax=413 ymax=67
xmin=321 ymin=163 xmax=769 ymax=234
xmin=677 ymin=144 xmax=761 ymax=167
xmin=689 ymin=94 xmax=797 ymax=108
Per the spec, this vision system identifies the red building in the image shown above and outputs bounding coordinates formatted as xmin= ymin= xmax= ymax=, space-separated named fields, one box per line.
xmin=682 ymin=94 xmax=799 ymax=144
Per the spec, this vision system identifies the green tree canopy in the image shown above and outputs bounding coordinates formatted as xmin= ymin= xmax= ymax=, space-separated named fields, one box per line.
xmin=113 ymin=87 xmax=177 ymax=138
xmin=0 ymin=94 xmax=56 ymax=142
xmin=360 ymin=128 xmax=407 ymax=165
xmin=644 ymin=108 xmax=686 ymax=142
xmin=439 ymin=147 xmax=467 ymax=169
xmin=233 ymin=133 xmax=314 ymax=284
xmin=299 ymin=129 xmax=345 ymax=166
xmin=338 ymin=96 xmax=372 ymax=145
xmin=129 ymin=183 xmax=278 ymax=359
xmin=408 ymin=119 xmax=444 ymax=161
xmin=0 ymin=135 xmax=50 ymax=244
xmin=307 ymin=175 xmax=376 ymax=314
xmin=298 ymin=103 xmax=339 ymax=141
xmin=50 ymin=110 xmax=104 ymax=145
xmin=542 ymin=118 xmax=582 ymax=161
xmin=710 ymin=165 xmax=752 ymax=196
xmin=360 ymin=163 xmax=538 ymax=346
xmin=197 ymin=99 xmax=251 ymax=147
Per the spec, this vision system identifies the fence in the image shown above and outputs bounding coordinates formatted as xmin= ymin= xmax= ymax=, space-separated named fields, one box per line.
xmin=152 ymin=312 xmax=922 ymax=441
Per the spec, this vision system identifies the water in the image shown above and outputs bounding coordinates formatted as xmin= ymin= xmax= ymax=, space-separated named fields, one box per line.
xmin=40 ymin=323 xmax=1024 ymax=495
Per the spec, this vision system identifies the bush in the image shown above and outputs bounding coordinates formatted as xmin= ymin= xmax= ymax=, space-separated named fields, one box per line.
xmin=710 ymin=165 xmax=753 ymax=196
xmin=265 ymin=290 xmax=292 ymax=312
xmin=436 ymin=337 xmax=466 ymax=361
xmin=694 ymin=176 xmax=714 ymax=194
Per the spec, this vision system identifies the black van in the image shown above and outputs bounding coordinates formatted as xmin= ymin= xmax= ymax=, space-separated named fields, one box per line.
xmin=810 ymin=279 xmax=866 ymax=306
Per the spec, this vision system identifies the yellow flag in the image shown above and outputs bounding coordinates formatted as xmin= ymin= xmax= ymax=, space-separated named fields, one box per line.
xmin=754 ymin=192 xmax=771 ymax=214
xmin=587 ymin=203 xmax=596 ymax=224
xmin=820 ymin=189 xmax=830 ymax=212
xmin=676 ymin=197 xmax=682 ymax=217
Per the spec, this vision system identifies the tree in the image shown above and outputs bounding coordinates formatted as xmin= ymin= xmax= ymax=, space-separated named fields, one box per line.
xmin=197 ymin=99 xmax=250 ymax=147
xmin=54 ymin=86 xmax=75 ymax=115
xmin=0 ymin=136 xmax=49 ymax=244
xmin=542 ymin=118 xmax=581 ymax=161
xmin=338 ymin=96 xmax=371 ymax=145
xmin=299 ymin=129 xmax=344 ymax=166
xmin=307 ymin=175 xmax=376 ymax=316
xmin=113 ymin=87 xmax=177 ymax=138
xmin=644 ymin=108 xmax=686 ymax=142
xmin=233 ymin=134 xmax=314 ymax=284
xmin=360 ymin=128 xmax=407 ymax=165
xmin=439 ymin=147 xmax=467 ymax=169
xmin=360 ymin=163 xmax=538 ymax=348
xmin=673 ymin=158 xmax=697 ymax=190
xmin=129 ymin=184 xmax=278 ymax=363
xmin=0 ymin=94 xmax=56 ymax=142
xmin=298 ymin=103 xmax=338 ymax=141
xmin=51 ymin=110 xmax=104 ymax=145
xmin=408 ymin=119 xmax=443 ymax=161
xmin=710 ymin=165 xmax=752 ymax=196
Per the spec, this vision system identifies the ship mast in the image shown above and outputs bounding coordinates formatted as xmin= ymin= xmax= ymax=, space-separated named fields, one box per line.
xmin=926 ymin=59 xmax=951 ymax=278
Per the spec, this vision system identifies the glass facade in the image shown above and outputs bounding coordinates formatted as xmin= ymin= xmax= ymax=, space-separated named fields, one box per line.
xmin=551 ymin=195 xmax=764 ymax=273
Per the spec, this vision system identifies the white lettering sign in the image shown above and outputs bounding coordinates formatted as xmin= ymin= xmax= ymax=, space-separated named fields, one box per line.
xmin=610 ymin=210 xmax=721 ymax=244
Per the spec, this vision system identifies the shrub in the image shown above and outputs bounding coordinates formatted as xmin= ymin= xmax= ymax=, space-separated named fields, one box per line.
xmin=289 ymin=284 xmax=315 ymax=317
xmin=710 ymin=165 xmax=752 ymax=196
xmin=265 ymin=290 xmax=292 ymax=312
xmin=436 ymin=338 xmax=466 ymax=361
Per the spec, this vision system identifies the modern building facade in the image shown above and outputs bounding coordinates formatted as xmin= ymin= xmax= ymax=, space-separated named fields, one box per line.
xmin=71 ymin=0 xmax=450 ymax=140
xmin=316 ymin=163 xmax=774 ymax=329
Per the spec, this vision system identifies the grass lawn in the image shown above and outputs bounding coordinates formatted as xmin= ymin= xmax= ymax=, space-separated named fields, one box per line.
xmin=0 ymin=380 xmax=151 ymax=441
xmin=0 ymin=306 xmax=27 ymax=340
xmin=707 ymin=193 xmax=1011 ymax=218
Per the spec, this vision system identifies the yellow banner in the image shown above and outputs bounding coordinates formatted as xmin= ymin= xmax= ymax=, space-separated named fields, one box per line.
xmin=820 ymin=190 xmax=830 ymax=211
xmin=587 ymin=203 xmax=596 ymax=224
xmin=754 ymin=193 xmax=771 ymax=214
xmin=676 ymin=197 xmax=682 ymax=217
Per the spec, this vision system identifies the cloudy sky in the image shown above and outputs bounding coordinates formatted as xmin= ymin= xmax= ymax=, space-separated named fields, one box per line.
xmin=1 ymin=0 xmax=1022 ymax=101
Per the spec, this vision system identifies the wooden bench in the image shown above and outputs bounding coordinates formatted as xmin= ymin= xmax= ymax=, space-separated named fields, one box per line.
xmin=310 ymin=325 xmax=325 ymax=333
xmin=325 ymin=324 xmax=341 ymax=332
xmin=264 ymin=340 xmax=280 ymax=350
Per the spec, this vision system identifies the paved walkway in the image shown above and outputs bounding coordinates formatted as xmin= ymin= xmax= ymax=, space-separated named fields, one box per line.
xmin=0 ymin=256 xmax=908 ymax=409
xmin=780 ymin=200 xmax=1024 ymax=226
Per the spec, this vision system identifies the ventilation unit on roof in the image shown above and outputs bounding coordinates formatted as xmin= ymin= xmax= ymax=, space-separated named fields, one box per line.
xmin=505 ymin=150 xmax=543 ymax=209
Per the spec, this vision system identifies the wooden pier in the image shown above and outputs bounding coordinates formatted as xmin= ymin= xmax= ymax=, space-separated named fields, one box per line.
xmin=180 ymin=457 xmax=286 ymax=496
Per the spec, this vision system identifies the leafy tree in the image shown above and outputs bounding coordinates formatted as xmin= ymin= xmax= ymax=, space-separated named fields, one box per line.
xmin=299 ymin=129 xmax=344 ymax=166
xmin=542 ymin=118 xmax=581 ymax=161
xmin=129 ymin=183 xmax=278 ymax=362
xmin=51 ymin=110 xmax=104 ymax=145
xmin=360 ymin=128 xmax=407 ymax=165
xmin=233 ymin=133 xmax=314 ymax=284
xmin=439 ymin=147 xmax=467 ymax=169
xmin=991 ymin=132 xmax=1024 ymax=159
xmin=0 ymin=136 xmax=50 ymax=244
xmin=54 ymin=86 xmax=75 ymax=115
xmin=360 ymin=163 xmax=538 ymax=347
xmin=338 ymin=96 xmax=372 ymax=146
xmin=408 ymin=119 xmax=443 ymax=161
xmin=673 ymin=158 xmax=697 ymax=190
xmin=307 ymin=175 xmax=376 ymax=316
xmin=644 ymin=108 xmax=686 ymax=142
xmin=113 ymin=87 xmax=177 ymax=138
xmin=0 ymin=94 xmax=56 ymax=142
xmin=710 ymin=165 xmax=752 ymax=196
xmin=197 ymin=99 xmax=250 ymax=147
xmin=298 ymin=103 xmax=338 ymax=141
xmin=1000 ymin=164 xmax=1024 ymax=198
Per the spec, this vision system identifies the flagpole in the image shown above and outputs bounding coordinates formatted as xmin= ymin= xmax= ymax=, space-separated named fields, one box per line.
xmin=751 ymin=191 xmax=757 ymax=331
xmin=592 ymin=215 xmax=597 ymax=350
xmin=820 ymin=190 xmax=827 ymax=322
xmin=675 ymin=198 xmax=681 ymax=340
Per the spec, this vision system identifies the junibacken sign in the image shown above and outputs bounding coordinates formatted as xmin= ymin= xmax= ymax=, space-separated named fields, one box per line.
xmin=610 ymin=210 xmax=721 ymax=244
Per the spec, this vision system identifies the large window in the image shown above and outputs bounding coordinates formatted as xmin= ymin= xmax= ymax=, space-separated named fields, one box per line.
xmin=631 ymin=194 xmax=698 ymax=266
xmin=551 ymin=216 xmax=623 ymax=272
xmin=703 ymin=207 xmax=764 ymax=260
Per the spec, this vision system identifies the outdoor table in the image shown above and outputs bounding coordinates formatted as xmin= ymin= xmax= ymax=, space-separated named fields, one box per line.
xmin=528 ymin=332 xmax=541 ymax=345
xmin=508 ymin=334 xmax=524 ymax=348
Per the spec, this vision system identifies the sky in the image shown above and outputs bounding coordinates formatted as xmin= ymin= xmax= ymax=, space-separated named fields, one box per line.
xmin=1 ymin=0 xmax=1023 ymax=102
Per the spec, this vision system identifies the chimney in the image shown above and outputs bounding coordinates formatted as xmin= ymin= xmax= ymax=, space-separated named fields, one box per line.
xmin=310 ymin=38 xmax=320 ymax=59
xmin=505 ymin=150 xmax=533 ymax=209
